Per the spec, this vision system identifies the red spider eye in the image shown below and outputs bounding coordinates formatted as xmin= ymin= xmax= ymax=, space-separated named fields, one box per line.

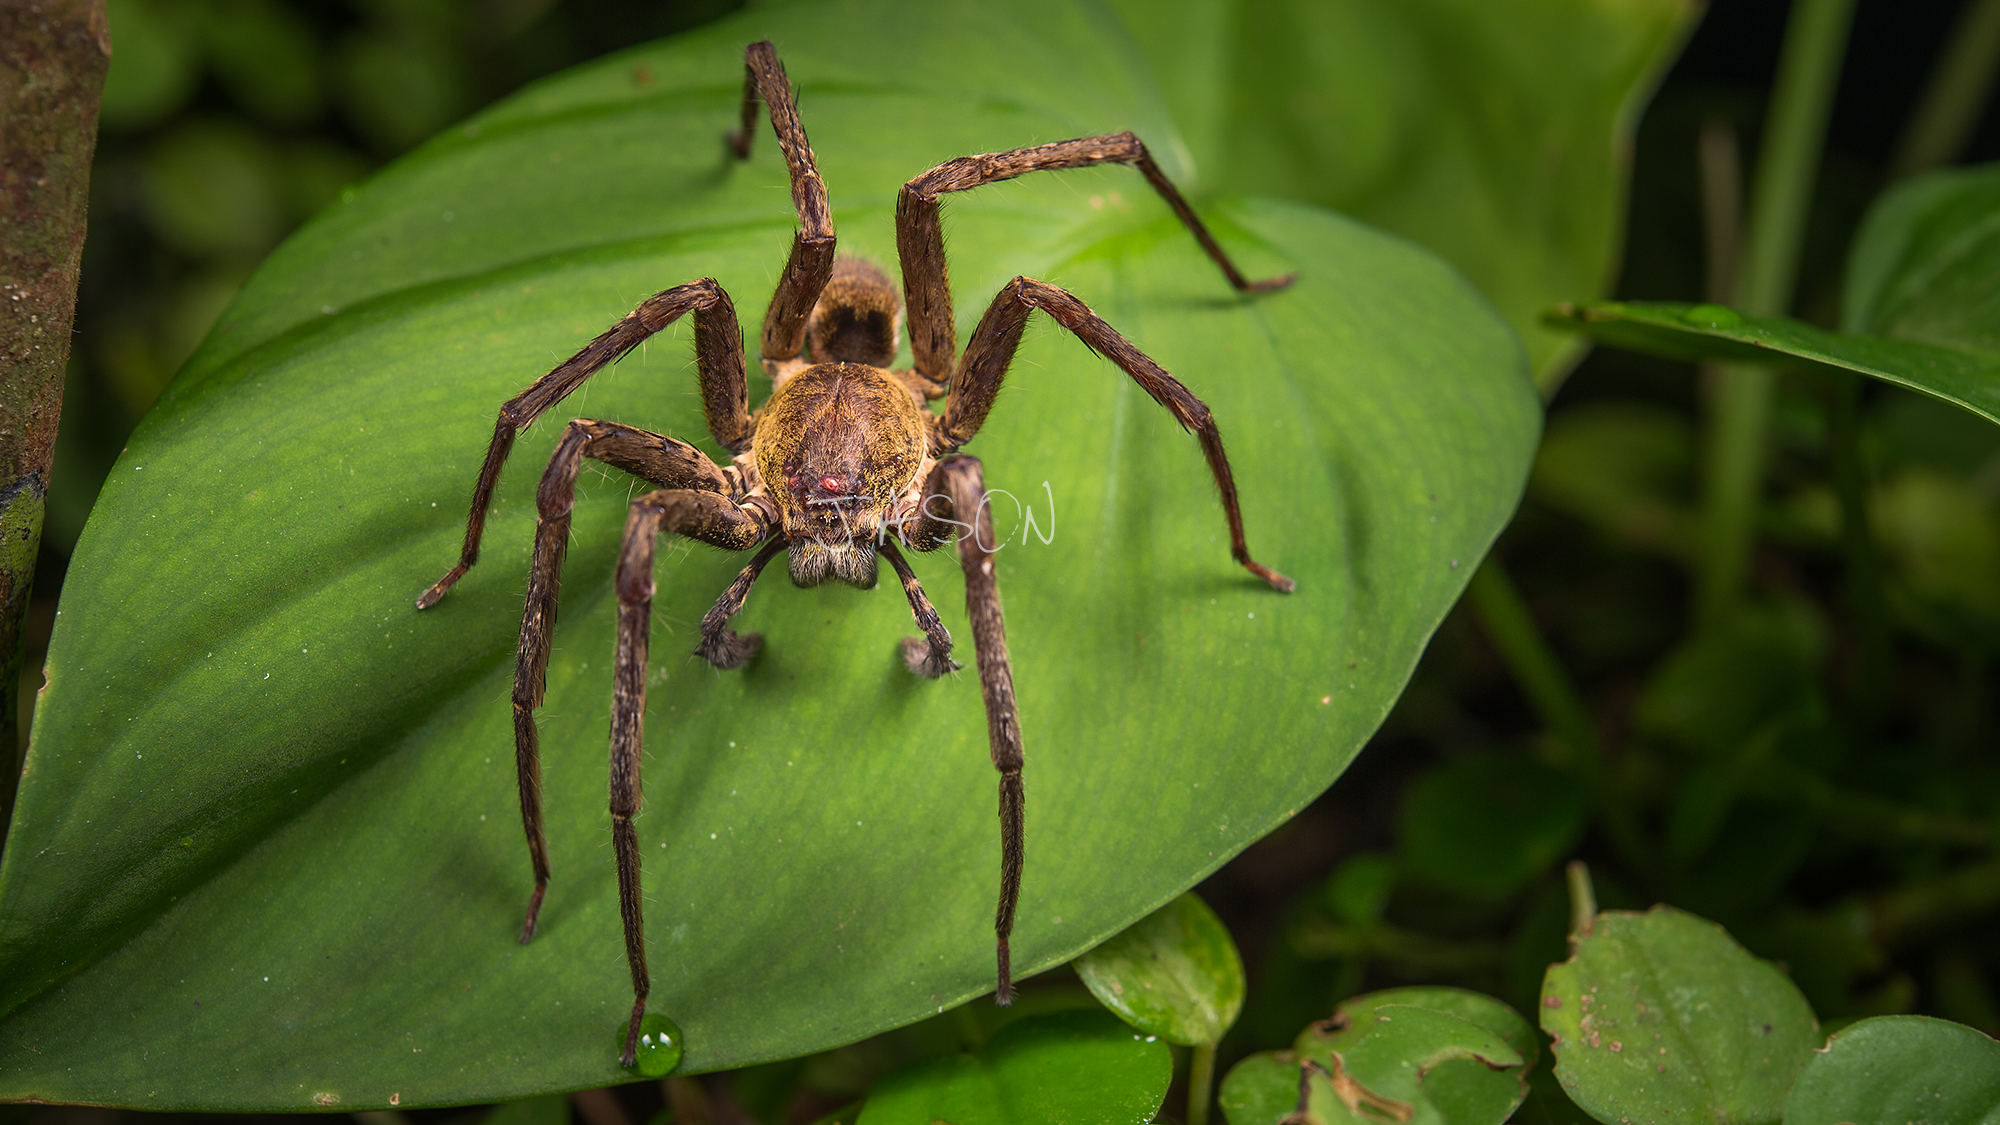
xmin=819 ymin=475 xmax=843 ymax=494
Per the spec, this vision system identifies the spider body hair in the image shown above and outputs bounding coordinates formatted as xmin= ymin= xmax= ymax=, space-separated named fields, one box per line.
xmin=753 ymin=259 xmax=933 ymax=589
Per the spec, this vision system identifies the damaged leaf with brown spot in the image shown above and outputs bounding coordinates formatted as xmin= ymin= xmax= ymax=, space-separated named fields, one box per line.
xmin=1218 ymin=988 xmax=1534 ymax=1125
xmin=1540 ymin=906 xmax=1817 ymax=1125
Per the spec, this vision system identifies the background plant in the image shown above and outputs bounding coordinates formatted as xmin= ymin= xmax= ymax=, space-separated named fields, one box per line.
xmin=3 ymin=0 xmax=1999 ymax=1122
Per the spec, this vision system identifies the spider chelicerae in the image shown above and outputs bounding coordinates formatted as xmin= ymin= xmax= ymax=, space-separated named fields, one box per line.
xmin=416 ymin=39 xmax=1294 ymax=1067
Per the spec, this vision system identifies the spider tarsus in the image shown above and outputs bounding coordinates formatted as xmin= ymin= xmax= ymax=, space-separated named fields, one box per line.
xmin=1248 ymin=561 xmax=1297 ymax=594
xmin=520 ymin=883 xmax=546 ymax=944
xmin=995 ymin=939 xmax=1014 ymax=1006
xmin=415 ymin=565 xmax=467 ymax=609
xmin=900 ymin=635 xmax=960 ymax=678
xmin=726 ymin=129 xmax=750 ymax=160
xmin=621 ymin=999 xmax=646 ymax=1068
xmin=695 ymin=629 xmax=763 ymax=670
xmin=1245 ymin=271 xmax=1299 ymax=294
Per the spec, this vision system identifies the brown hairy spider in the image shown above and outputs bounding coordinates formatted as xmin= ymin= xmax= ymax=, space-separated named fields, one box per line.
xmin=417 ymin=40 xmax=1295 ymax=1066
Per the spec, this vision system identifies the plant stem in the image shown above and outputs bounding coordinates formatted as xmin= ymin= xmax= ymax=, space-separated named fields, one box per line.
xmin=1697 ymin=0 xmax=1856 ymax=626
xmin=1697 ymin=119 xmax=1743 ymax=306
xmin=661 ymin=1077 xmax=714 ymax=1125
xmin=1467 ymin=560 xmax=1596 ymax=763
xmin=572 ymin=1089 xmax=633 ymax=1125
xmin=1892 ymin=0 xmax=2000 ymax=178
xmin=1827 ymin=371 xmax=1889 ymax=734
xmin=1698 ymin=365 xmax=1772 ymax=625
xmin=1466 ymin=559 xmax=1648 ymax=870
xmin=1741 ymin=0 xmax=1857 ymax=319
xmin=947 ymin=1001 xmax=985 ymax=1050
xmin=1566 ymin=861 xmax=1598 ymax=937
xmin=1871 ymin=857 xmax=2000 ymax=948
xmin=0 ymin=0 xmax=107 ymax=847
xmin=1751 ymin=759 xmax=1991 ymax=848
xmin=1187 ymin=1040 xmax=1218 ymax=1125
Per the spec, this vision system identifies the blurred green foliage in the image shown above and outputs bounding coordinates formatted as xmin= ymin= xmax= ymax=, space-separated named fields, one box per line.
xmin=1200 ymin=7 xmax=2000 ymax=1119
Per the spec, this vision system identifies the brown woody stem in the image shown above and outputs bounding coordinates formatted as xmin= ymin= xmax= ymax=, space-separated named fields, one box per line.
xmin=0 ymin=0 xmax=108 ymax=840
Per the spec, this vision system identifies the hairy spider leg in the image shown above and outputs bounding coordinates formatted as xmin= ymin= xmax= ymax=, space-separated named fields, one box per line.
xmin=611 ymin=489 xmax=775 ymax=1066
xmin=947 ymin=276 xmax=1295 ymax=593
xmin=727 ymin=40 xmax=838 ymax=368
xmin=878 ymin=538 xmax=959 ymax=677
xmin=514 ymin=421 xmax=745 ymax=943
xmin=695 ymin=538 xmax=787 ymax=669
xmin=898 ymin=454 xmax=1024 ymax=1002
xmin=896 ymin=132 xmax=1295 ymax=386
xmin=884 ymin=132 xmax=1294 ymax=1002
xmin=416 ymin=279 xmax=750 ymax=609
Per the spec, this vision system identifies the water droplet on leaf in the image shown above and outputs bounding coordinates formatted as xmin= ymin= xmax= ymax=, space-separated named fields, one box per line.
xmin=618 ymin=1013 xmax=684 ymax=1077
xmin=1683 ymin=303 xmax=1743 ymax=329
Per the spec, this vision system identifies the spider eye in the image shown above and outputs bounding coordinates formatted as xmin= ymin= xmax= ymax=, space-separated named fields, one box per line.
xmin=819 ymin=475 xmax=844 ymax=494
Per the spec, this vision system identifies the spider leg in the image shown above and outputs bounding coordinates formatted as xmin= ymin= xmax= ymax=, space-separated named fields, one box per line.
xmin=897 ymin=132 xmax=1294 ymax=383
xmin=611 ymin=488 xmax=774 ymax=1067
xmin=944 ymin=277 xmax=1295 ymax=592
xmin=695 ymin=538 xmax=786 ymax=669
xmin=726 ymin=40 xmax=837 ymax=369
xmin=418 ymin=280 xmax=750 ymax=608
xmin=878 ymin=538 xmax=959 ymax=677
xmin=511 ymin=421 xmax=741 ymax=943
xmin=905 ymin=454 xmax=1024 ymax=1002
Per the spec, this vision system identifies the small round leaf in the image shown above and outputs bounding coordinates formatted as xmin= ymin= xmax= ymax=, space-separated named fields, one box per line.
xmin=1219 ymin=1051 xmax=1305 ymax=1125
xmin=1785 ymin=1015 xmax=2000 ymax=1125
xmin=856 ymin=1009 xmax=1171 ymax=1125
xmin=1540 ymin=906 xmax=1818 ymax=1125
xmin=1075 ymin=892 xmax=1246 ymax=1045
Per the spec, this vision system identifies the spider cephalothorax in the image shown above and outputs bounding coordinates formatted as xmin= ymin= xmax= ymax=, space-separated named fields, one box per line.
xmin=755 ymin=259 xmax=931 ymax=589
xmin=417 ymin=40 xmax=1293 ymax=1068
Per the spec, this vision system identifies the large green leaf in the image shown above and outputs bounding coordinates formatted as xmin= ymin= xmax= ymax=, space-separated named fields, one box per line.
xmin=1104 ymin=0 xmax=1699 ymax=386
xmin=0 ymin=0 xmax=1538 ymax=1108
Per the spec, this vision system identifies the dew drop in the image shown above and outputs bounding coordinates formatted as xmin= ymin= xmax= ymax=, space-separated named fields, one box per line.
xmin=618 ymin=1013 xmax=684 ymax=1077
xmin=1682 ymin=303 xmax=1743 ymax=329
